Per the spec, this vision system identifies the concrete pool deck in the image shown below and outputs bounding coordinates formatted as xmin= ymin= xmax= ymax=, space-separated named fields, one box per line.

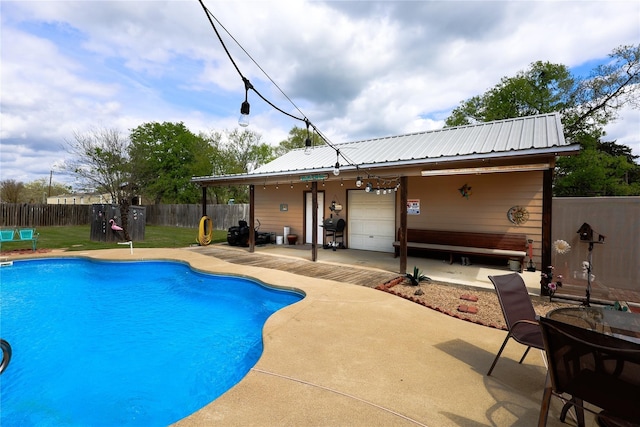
xmin=8 ymin=248 xmax=589 ymax=426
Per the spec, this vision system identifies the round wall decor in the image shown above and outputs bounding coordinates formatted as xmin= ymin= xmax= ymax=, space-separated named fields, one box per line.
xmin=507 ymin=206 xmax=529 ymax=225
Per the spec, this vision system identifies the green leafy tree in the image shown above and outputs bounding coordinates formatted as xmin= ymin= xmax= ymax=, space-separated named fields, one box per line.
xmin=214 ymin=128 xmax=275 ymax=203
xmin=199 ymin=130 xmax=234 ymax=204
xmin=0 ymin=179 xmax=25 ymax=203
xmin=445 ymin=44 xmax=640 ymax=196
xmin=273 ymin=126 xmax=326 ymax=157
xmin=64 ymin=128 xmax=134 ymax=239
xmin=24 ymin=178 xmax=71 ymax=203
xmin=128 ymin=122 xmax=215 ymax=204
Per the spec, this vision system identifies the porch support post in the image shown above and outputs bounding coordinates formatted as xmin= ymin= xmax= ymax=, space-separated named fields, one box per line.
xmin=541 ymin=168 xmax=553 ymax=295
xmin=201 ymin=186 xmax=207 ymax=217
xmin=311 ymin=181 xmax=318 ymax=262
xmin=399 ymin=176 xmax=408 ymax=275
xmin=249 ymin=184 xmax=255 ymax=253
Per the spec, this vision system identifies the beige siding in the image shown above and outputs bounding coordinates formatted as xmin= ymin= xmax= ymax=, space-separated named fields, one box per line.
xmin=256 ymin=174 xmax=544 ymax=262
xmin=256 ymin=182 xmax=363 ymax=245
xmin=255 ymin=186 xmax=304 ymax=237
xmin=402 ymin=172 xmax=543 ymax=264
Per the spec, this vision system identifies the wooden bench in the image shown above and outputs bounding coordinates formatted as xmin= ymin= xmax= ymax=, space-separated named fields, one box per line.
xmin=393 ymin=229 xmax=527 ymax=272
xmin=0 ymin=228 xmax=39 ymax=252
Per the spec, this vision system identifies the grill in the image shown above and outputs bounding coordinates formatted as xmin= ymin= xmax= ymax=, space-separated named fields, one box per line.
xmin=323 ymin=217 xmax=345 ymax=250
xmin=323 ymin=218 xmax=345 ymax=232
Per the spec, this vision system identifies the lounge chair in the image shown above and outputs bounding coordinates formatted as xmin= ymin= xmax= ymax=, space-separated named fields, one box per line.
xmin=487 ymin=272 xmax=545 ymax=376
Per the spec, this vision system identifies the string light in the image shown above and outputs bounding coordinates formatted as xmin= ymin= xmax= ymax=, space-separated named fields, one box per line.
xmin=304 ymin=119 xmax=312 ymax=155
xmin=238 ymin=77 xmax=252 ymax=127
xmin=198 ymin=1 xmax=406 ymax=185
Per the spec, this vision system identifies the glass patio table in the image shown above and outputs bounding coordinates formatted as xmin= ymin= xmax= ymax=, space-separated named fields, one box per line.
xmin=547 ymin=306 xmax=640 ymax=344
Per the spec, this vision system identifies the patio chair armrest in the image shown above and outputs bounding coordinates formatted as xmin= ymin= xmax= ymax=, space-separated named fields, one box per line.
xmin=511 ymin=319 xmax=540 ymax=330
xmin=512 ymin=319 xmax=539 ymax=326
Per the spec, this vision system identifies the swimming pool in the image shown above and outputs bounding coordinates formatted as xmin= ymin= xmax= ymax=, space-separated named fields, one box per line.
xmin=0 ymin=258 xmax=303 ymax=426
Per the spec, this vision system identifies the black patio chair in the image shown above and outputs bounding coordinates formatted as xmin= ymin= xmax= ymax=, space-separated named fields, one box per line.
xmin=538 ymin=316 xmax=640 ymax=427
xmin=487 ymin=273 xmax=545 ymax=376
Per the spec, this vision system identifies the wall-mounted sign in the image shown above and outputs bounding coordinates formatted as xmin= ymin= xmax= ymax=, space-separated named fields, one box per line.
xmin=407 ymin=199 xmax=420 ymax=215
xmin=300 ymin=174 xmax=328 ymax=182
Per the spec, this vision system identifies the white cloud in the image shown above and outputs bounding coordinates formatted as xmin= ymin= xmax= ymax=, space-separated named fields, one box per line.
xmin=1 ymin=0 xmax=639 ymax=186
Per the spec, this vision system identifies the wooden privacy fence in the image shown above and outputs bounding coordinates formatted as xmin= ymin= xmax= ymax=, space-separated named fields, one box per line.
xmin=0 ymin=203 xmax=91 ymax=227
xmin=144 ymin=204 xmax=249 ymax=230
xmin=0 ymin=203 xmax=249 ymax=231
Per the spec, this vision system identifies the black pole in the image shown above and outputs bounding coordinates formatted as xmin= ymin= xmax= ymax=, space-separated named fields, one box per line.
xmin=201 ymin=186 xmax=207 ymax=218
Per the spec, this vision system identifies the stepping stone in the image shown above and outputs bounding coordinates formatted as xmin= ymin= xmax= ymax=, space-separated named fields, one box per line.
xmin=457 ymin=304 xmax=479 ymax=314
xmin=460 ymin=294 xmax=479 ymax=302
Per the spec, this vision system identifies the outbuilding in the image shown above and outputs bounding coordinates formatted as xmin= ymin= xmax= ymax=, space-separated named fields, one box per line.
xmin=192 ymin=112 xmax=580 ymax=275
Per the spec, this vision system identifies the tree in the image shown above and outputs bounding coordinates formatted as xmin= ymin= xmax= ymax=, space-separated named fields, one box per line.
xmin=273 ymin=126 xmax=326 ymax=157
xmin=223 ymin=128 xmax=274 ymax=174
xmin=64 ymin=128 xmax=134 ymax=239
xmin=202 ymin=128 xmax=275 ymax=204
xmin=215 ymin=129 xmax=273 ymax=203
xmin=128 ymin=122 xmax=216 ymax=204
xmin=0 ymin=179 xmax=25 ymax=203
xmin=445 ymin=44 xmax=640 ymax=196
xmin=24 ymin=178 xmax=71 ymax=203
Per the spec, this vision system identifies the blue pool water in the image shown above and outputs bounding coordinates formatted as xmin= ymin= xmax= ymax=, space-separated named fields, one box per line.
xmin=0 ymin=258 xmax=303 ymax=426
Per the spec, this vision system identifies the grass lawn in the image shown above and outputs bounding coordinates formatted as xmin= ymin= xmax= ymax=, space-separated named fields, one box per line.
xmin=0 ymin=225 xmax=228 ymax=252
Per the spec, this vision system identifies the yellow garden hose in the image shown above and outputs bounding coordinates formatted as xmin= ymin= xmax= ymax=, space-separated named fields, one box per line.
xmin=197 ymin=216 xmax=213 ymax=246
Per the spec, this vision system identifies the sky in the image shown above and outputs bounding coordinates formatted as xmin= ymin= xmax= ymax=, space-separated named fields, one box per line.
xmin=1 ymin=0 xmax=639 ymax=187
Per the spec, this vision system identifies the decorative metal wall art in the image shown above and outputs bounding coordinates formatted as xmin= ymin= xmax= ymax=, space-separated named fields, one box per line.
xmin=507 ymin=206 xmax=529 ymax=225
xmin=458 ymin=183 xmax=472 ymax=199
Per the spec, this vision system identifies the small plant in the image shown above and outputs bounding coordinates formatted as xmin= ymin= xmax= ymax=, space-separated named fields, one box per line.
xmin=540 ymin=265 xmax=562 ymax=301
xmin=406 ymin=266 xmax=431 ymax=286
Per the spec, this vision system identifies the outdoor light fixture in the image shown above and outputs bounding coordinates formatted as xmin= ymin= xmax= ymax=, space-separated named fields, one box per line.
xmin=238 ymin=78 xmax=253 ymax=127
xmin=333 ymin=150 xmax=340 ymax=176
xmin=356 ymin=177 xmax=362 ymax=188
xmin=365 ymin=183 xmax=373 ymax=193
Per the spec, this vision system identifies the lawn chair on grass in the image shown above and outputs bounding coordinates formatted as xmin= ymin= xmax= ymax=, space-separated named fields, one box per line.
xmin=487 ymin=272 xmax=545 ymax=376
xmin=0 ymin=228 xmax=39 ymax=251
xmin=0 ymin=229 xmax=16 ymax=243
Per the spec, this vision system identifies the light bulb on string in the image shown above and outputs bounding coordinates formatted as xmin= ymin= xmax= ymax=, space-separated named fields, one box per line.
xmin=304 ymin=119 xmax=312 ymax=155
xmin=238 ymin=78 xmax=253 ymax=127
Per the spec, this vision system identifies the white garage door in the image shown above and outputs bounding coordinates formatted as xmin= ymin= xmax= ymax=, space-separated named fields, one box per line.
xmin=348 ymin=190 xmax=396 ymax=253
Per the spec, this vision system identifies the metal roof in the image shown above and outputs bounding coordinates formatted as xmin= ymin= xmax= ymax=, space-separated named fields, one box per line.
xmin=193 ymin=112 xmax=578 ymax=184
